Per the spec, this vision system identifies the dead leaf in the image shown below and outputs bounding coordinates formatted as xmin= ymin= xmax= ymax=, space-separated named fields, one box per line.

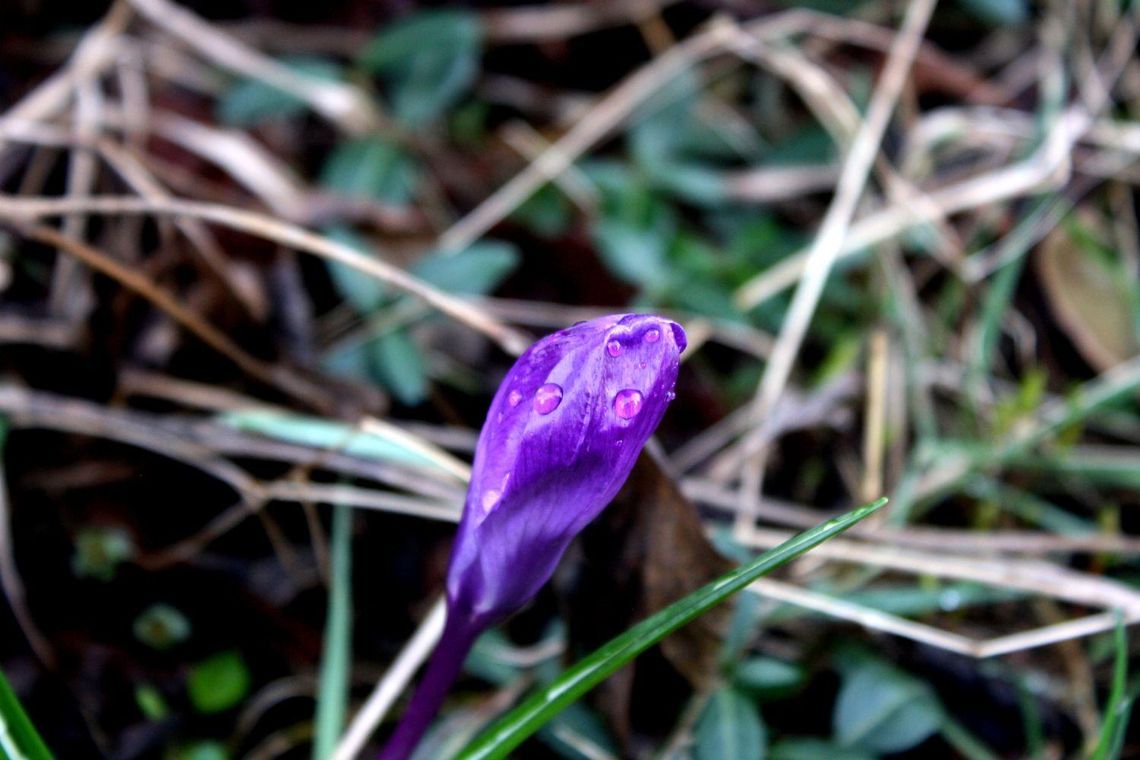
xmin=554 ymin=449 xmax=732 ymax=748
xmin=1036 ymin=210 xmax=1140 ymax=371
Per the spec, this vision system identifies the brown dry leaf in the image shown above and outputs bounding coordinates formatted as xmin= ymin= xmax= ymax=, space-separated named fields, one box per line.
xmin=555 ymin=450 xmax=732 ymax=747
xmin=1036 ymin=210 xmax=1140 ymax=371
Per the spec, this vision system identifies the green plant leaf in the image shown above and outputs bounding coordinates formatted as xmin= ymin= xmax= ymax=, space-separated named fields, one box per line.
xmin=72 ymin=526 xmax=134 ymax=581
xmin=833 ymin=660 xmax=943 ymax=753
xmin=456 ymin=497 xmax=888 ymax=759
xmin=769 ymin=737 xmax=875 ymax=760
xmin=463 ymin=630 xmax=523 ymax=687
xmin=412 ymin=242 xmax=520 ymax=296
xmin=0 ymin=667 xmax=54 ymax=760
xmin=134 ymin=683 xmax=169 ymax=721
xmin=586 ymin=162 xmax=676 ymax=291
xmin=732 ymin=657 xmax=805 ymax=700
xmin=322 ymin=225 xmax=388 ymax=313
xmin=218 ymin=409 xmax=441 ymax=470
xmin=187 ymin=651 xmax=251 ymax=714
xmin=313 ymin=505 xmax=354 ymax=760
xmin=510 ymin=184 xmax=572 ymax=238
xmin=1092 ymin=615 xmax=1131 ymax=760
xmin=955 ymin=0 xmax=1028 ymax=25
xmin=370 ymin=329 xmax=428 ymax=406
xmin=694 ymin=687 xmax=767 ymax=760
xmin=358 ymin=10 xmax=482 ymax=126
xmin=169 ymin=741 xmax=229 ymax=760
xmin=320 ymin=138 xmax=418 ymax=203
xmin=537 ymin=702 xmax=618 ymax=760
xmin=133 ymin=604 xmax=191 ymax=651
xmin=217 ymin=57 xmax=342 ymax=127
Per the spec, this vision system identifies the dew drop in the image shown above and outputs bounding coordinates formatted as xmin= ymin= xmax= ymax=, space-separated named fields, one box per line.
xmin=606 ymin=339 xmax=623 ymax=357
xmin=507 ymin=389 xmax=523 ymax=407
xmin=533 ymin=383 xmax=563 ymax=414
xmin=644 ymin=327 xmax=661 ymax=343
xmin=481 ymin=489 xmax=501 ymax=514
xmin=613 ymin=389 xmax=643 ymax=420
xmin=615 ymin=438 xmax=624 ymax=447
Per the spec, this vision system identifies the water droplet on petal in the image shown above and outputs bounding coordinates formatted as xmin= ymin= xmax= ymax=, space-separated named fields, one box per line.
xmin=666 ymin=391 xmax=676 ymax=401
xmin=507 ymin=389 xmax=523 ymax=407
xmin=613 ymin=389 xmax=643 ymax=419
xmin=615 ymin=438 xmax=624 ymax=447
xmin=533 ymin=383 xmax=563 ymax=414
xmin=644 ymin=328 xmax=661 ymax=343
xmin=606 ymin=339 xmax=623 ymax=357
xmin=481 ymin=489 xmax=501 ymax=514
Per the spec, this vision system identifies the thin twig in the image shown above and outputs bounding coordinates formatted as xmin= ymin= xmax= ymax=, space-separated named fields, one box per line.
xmin=0 ymin=429 xmax=57 ymax=667
xmin=332 ymin=598 xmax=447 ymax=760
xmin=126 ymin=0 xmax=380 ymax=134
xmin=0 ymin=195 xmax=529 ymax=355
xmin=745 ymin=0 xmax=937 ymax=426
xmin=436 ymin=18 xmax=736 ymax=253
xmin=11 ymin=223 xmax=339 ymax=413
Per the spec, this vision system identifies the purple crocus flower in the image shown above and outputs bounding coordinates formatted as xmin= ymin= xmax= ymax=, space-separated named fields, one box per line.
xmin=380 ymin=314 xmax=685 ymax=759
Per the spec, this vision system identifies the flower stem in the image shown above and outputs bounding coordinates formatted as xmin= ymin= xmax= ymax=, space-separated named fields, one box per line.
xmin=378 ymin=610 xmax=478 ymax=760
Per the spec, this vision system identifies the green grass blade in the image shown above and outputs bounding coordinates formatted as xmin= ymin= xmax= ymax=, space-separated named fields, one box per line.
xmin=312 ymin=505 xmax=354 ymax=760
xmin=1092 ymin=615 xmax=1130 ymax=760
xmin=456 ymin=497 xmax=889 ymax=760
xmin=0 ymin=416 xmax=53 ymax=759
xmin=0 ymin=668 xmax=54 ymax=760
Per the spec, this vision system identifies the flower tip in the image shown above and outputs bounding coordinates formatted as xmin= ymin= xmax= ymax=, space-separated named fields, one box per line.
xmin=669 ymin=321 xmax=687 ymax=354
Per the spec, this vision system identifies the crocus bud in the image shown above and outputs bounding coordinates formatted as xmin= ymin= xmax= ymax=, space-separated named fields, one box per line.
xmin=380 ymin=314 xmax=685 ymax=760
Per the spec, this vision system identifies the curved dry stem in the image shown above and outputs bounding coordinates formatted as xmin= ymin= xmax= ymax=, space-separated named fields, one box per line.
xmin=0 ymin=195 xmax=529 ymax=355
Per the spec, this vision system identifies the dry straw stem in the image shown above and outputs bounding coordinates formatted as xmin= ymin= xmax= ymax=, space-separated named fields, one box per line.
xmin=332 ymin=598 xmax=447 ymax=760
xmin=0 ymin=195 xmax=529 ymax=356
xmin=11 ymin=223 xmax=339 ymax=413
xmin=682 ymin=478 xmax=1140 ymax=556
xmin=743 ymin=531 xmax=1140 ymax=657
xmin=0 ymin=384 xmax=464 ymax=504
xmin=436 ymin=16 xmax=737 ymax=254
xmin=729 ymin=0 xmax=934 ymax=539
xmin=734 ymin=1 xmax=1140 ymax=311
xmin=0 ymin=122 xmax=266 ymax=315
xmin=0 ymin=381 xmax=458 ymax=755
xmin=0 ymin=385 xmax=265 ymax=502
xmin=749 ymin=578 xmax=1127 ymax=659
xmin=437 ymin=7 xmax=989 ymax=256
xmin=0 ymin=441 xmax=56 ymax=667
xmin=0 ymin=315 xmax=77 ymax=349
xmin=746 ymin=0 xmax=936 ymax=427
xmin=0 ymin=1 xmax=131 ymax=137
xmin=49 ymin=77 xmax=101 ymax=321
xmin=125 ymin=0 xmax=380 ymax=134
xmin=725 ymin=29 xmax=965 ymax=271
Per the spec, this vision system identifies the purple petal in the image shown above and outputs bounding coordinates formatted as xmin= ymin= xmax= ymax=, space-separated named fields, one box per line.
xmin=447 ymin=313 xmax=685 ymax=626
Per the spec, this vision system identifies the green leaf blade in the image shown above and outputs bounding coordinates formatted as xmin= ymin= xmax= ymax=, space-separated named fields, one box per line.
xmin=456 ymin=497 xmax=888 ymax=760
xmin=694 ymin=687 xmax=767 ymax=760
xmin=832 ymin=660 xmax=943 ymax=753
xmin=313 ymin=506 xmax=354 ymax=760
xmin=0 ymin=668 xmax=54 ymax=760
